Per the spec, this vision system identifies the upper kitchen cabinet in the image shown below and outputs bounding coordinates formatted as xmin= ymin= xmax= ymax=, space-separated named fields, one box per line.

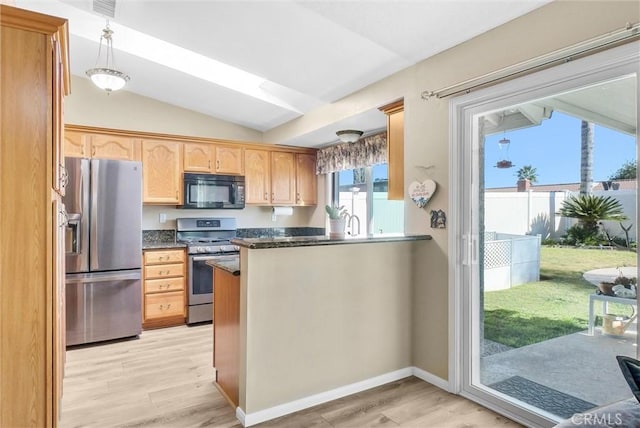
xmin=214 ymin=145 xmax=243 ymax=175
xmin=244 ymin=148 xmax=271 ymax=204
xmin=184 ymin=142 xmax=214 ymax=173
xmin=89 ymin=134 xmax=140 ymax=160
xmin=295 ymin=153 xmax=317 ymax=206
xmin=245 ymin=149 xmax=317 ymax=206
xmin=271 ymin=151 xmax=296 ymax=205
xmin=64 ymin=130 xmax=140 ymax=161
xmin=1 ymin=5 xmax=69 ymax=426
xmin=379 ymin=99 xmax=404 ymax=200
xmin=64 ymin=129 xmax=88 ymax=158
xmin=142 ymin=140 xmax=183 ymax=204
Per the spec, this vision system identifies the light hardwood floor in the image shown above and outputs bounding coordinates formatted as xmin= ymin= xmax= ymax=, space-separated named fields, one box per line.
xmin=60 ymin=324 xmax=522 ymax=428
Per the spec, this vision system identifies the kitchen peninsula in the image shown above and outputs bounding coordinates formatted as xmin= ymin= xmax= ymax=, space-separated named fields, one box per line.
xmin=227 ymin=234 xmax=431 ymax=426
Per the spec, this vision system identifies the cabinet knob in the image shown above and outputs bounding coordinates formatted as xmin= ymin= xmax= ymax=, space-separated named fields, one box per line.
xmin=264 ymin=192 xmax=268 ymax=200
xmin=216 ymin=160 xmax=220 ymax=170
xmin=208 ymin=160 xmax=212 ymax=169
xmin=92 ymin=146 xmax=96 ymax=157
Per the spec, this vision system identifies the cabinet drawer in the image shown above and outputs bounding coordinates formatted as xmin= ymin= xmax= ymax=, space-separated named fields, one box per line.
xmin=145 ymin=263 xmax=184 ymax=279
xmin=144 ymin=277 xmax=184 ymax=294
xmin=145 ymin=292 xmax=185 ymax=319
xmin=144 ymin=249 xmax=185 ymax=264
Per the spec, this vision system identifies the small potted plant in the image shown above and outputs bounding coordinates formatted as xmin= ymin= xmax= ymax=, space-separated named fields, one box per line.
xmin=325 ymin=204 xmax=347 ymax=239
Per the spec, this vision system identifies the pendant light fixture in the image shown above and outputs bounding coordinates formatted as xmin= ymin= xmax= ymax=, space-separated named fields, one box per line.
xmin=86 ymin=21 xmax=130 ymax=93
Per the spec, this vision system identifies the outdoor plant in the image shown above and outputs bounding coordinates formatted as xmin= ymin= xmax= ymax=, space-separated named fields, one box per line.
xmin=325 ymin=204 xmax=347 ymax=220
xmin=516 ymin=165 xmax=538 ymax=183
xmin=558 ymin=194 xmax=627 ymax=238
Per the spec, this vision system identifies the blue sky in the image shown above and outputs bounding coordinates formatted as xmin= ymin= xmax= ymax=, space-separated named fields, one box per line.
xmin=484 ymin=111 xmax=636 ymax=188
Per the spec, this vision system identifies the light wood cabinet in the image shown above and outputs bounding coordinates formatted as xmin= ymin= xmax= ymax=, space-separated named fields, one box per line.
xmin=0 ymin=5 xmax=69 ymax=426
xmin=213 ymin=266 xmax=240 ymax=407
xmin=380 ymin=99 xmax=404 ymax=200
xmin=64 ymin=132 xmax=139 ymax=161
xmin=142 ymin=140 xmax=183 ymax=204
xmin=89 ymin=134 xmax=140 ymax=160
xmin=295 ymin=153 xmax=317 ymax=206
xmin=142 ymin=249 xmax=186 ymax=329
xmin=244 ymin=149 xmax=271 ymax=204
xmin=214 ymin=145 xmax=243 ymax=175
xmin=245 ymin=150 xmax=317 ymax=206
xmin=64 ymin=129 xmax=89 ymax=158
xmin=184 ymin=142 xmax=214 ymax=172
xmin=271 ymin=151 xmax=296 ymax=205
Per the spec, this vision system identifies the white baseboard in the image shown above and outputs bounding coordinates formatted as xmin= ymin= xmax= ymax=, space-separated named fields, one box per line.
xmin=411 ymin=366 xmax=450 ymax=392
xmin=238 ymin=366 xmax=449 ymax=427
xmin=240 ymin=367 xmax=412 ymax=427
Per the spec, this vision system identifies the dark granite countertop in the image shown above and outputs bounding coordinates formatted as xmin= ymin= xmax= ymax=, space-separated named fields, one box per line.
xmin=142 ymin=242 xmax=187 ymax=250
xmin=231 ymin=234 xmax=432 ymax=249
xmin=205 ymin=257 xmax=240 ymax=276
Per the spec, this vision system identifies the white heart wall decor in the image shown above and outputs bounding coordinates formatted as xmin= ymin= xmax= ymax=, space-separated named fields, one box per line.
xmin=408 ymin=180 xmax=437 ymax=208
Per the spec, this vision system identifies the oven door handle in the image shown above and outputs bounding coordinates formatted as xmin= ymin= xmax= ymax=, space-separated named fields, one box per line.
xmin=191 ymin=255 xmax=232 ymax=262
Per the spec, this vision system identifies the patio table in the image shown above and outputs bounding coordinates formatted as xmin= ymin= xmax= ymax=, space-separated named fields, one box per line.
xmin=588 ymin=293 xmax=637 ymax=335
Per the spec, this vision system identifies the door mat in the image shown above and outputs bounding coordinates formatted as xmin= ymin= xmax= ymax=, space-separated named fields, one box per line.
xmin=489 ymin=375 xmax=597 ymax=419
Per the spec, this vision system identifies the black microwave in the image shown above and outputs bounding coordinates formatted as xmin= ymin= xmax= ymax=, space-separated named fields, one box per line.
xmin=181 ymin=173 xmax=245 ymax=209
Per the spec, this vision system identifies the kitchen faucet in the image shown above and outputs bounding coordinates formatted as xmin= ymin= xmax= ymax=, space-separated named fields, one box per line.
xmin=344 ymin=213 xmax=360 ymax=237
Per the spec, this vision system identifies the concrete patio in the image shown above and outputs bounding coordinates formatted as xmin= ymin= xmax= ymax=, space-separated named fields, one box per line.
xmin=481 ymin=326 xmax=637 ymax=409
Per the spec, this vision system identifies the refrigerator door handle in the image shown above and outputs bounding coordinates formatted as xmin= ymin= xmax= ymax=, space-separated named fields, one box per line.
xmin=66 ymin=213 xmax=82 ymax=255
xmin=66 ymin=271 xmax=141 ymax=284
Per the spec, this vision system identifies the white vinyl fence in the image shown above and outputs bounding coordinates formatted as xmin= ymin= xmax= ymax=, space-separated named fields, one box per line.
xmin=484 ymin=232 xmax=541 ymax=291
xmin=484 ymin=189 xmax=636 ymax=241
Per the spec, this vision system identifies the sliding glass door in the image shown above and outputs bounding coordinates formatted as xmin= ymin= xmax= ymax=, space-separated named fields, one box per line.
xmin=452 ymin=43 xmax=639 ymax=427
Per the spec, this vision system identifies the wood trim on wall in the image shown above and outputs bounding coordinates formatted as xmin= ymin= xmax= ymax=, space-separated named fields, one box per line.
xmin=65 ymin=124 xmax=317 ymax=155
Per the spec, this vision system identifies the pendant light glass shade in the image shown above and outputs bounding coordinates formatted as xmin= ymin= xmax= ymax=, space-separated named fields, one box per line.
xmin=86 ymin=23 xmax=130 ymax=93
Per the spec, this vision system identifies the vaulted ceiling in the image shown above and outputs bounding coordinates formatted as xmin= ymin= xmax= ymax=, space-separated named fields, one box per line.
xmin=16 ymin=0 xmax=550 ymax=146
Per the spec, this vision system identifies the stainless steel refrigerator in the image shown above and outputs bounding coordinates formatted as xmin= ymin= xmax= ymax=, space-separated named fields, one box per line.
xmin=64 ymin=158 xmax=142 ymax=346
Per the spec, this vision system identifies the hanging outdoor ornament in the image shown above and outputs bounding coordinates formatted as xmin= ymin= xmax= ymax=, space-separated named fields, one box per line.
xmin=495 ymin=136 xmax=514 ymax=169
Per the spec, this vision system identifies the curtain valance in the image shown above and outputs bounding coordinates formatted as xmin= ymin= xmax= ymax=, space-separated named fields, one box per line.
xmin=315 ymin=132 xmax=387 ymax=174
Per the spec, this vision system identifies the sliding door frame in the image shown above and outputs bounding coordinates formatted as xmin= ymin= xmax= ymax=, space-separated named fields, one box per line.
xmin=448 ymin=42 xmax=640 ymax=428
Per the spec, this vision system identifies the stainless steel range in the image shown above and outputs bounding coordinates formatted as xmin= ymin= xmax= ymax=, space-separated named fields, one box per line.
xmin=176 ymin=217 xmax=239 ymax=324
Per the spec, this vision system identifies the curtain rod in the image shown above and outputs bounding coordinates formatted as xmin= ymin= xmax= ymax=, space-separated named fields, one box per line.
xmin=421 ymin=22 xmax=640 ymax=101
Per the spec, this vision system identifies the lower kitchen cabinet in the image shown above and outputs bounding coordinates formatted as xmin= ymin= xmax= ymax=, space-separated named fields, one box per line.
xmin=142 ymin=249 xmax=186 ymax=329
xmin=213 ymin=266 xmax=240 ymax=407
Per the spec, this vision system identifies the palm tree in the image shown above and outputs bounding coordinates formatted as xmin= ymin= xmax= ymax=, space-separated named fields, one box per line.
xmin=559 ymin=194 xmax=627 ymax=235
xmin=516 ymin=165 xmax=538 ymax=183
xmin=580 ymin=120 xmax=594 ymax=195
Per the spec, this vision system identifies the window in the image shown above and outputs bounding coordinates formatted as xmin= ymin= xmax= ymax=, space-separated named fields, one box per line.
xmin=332 ymin=164 xmax=404 ymax=236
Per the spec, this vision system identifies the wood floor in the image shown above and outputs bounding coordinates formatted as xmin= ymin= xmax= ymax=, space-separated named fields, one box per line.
xmin=60 ymin=324 xmax=522 ymax=428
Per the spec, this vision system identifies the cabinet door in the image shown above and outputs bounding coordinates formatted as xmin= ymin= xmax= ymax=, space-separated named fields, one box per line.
xmin=295 ymin=153 xmax=317 ymax=206
xmin=214 ymin=145 xmax=243 ymax=175
xmin=52 ymin=196 xmax=66 ymax=422
xmin=64 ymin=130 xmax=88 ymax=158
xmin=142 ymin=140 xmax=183 ymax=204
xmin=271 ymin=151 xmax=296 ymax=205
xmin=244 ymin=149 xmax=271 ymax=204
xmin=184 ymin=143 xmax=214 ymax=172
xmin=90 ymin=134 xmax=140 ymax=160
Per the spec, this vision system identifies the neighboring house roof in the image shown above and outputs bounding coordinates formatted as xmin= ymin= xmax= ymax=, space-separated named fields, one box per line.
xmin=488 ymin=178 xmax=637 ymax=192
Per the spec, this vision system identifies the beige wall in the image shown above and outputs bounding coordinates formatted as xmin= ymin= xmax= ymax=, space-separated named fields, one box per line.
xmin=66 ymin=76 xmax=263 ymax=142
xmin=265 ymin=1 xmax=640 ymax=379
xmin=142 ymin=202 xmax=325 ymax=230
xmin=239 ymin=241 xmax=418 ymax=413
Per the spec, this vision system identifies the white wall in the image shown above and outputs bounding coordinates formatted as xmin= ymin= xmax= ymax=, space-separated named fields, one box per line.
xmin=484 ymin=190 xmax=636 ymax=240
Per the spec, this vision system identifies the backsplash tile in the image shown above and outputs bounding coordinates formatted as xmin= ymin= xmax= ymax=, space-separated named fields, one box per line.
xmin=236 ymin=227 xmax=325 ymax=239
xmin=143 ymin=229 xmax=176 ymax=245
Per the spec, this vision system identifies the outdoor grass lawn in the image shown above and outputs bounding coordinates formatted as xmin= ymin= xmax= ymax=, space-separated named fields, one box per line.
xmin=484 ymin=246 xmax=637 ymax=348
